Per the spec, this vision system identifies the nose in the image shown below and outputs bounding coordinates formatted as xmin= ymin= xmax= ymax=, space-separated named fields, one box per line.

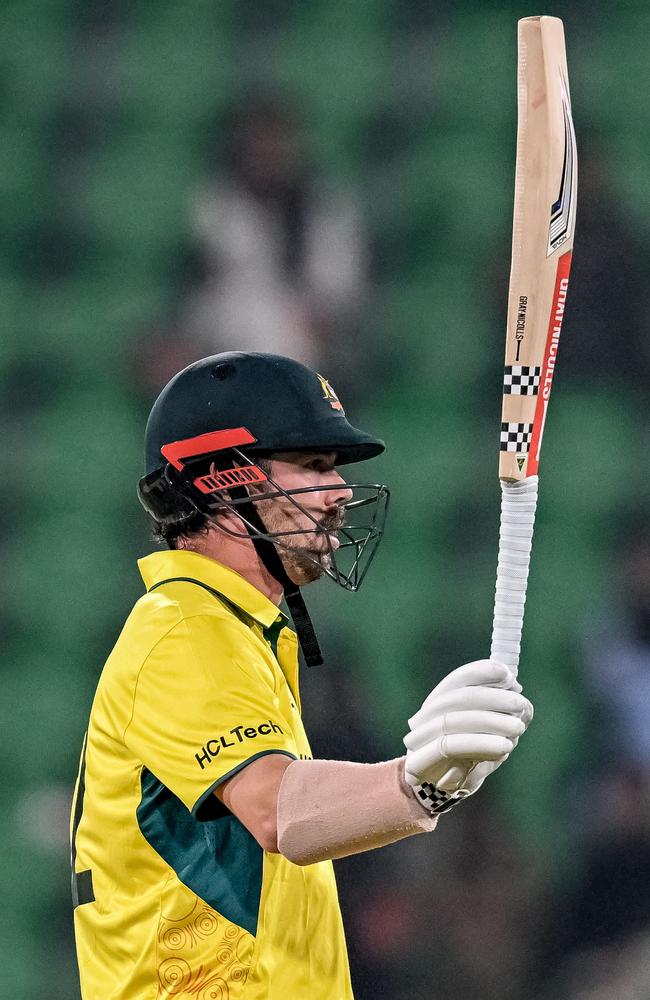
xmin=324 ymin=471 xmax=353 ymax=508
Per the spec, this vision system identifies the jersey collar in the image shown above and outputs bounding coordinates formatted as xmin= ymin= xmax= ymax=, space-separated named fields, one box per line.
xmin=137 ymin=550 xmax=285 ymax=630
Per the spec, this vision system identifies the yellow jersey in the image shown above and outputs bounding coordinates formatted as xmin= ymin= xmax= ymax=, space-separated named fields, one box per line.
xmin=71 ymin=549 xmax=353 ymax=1000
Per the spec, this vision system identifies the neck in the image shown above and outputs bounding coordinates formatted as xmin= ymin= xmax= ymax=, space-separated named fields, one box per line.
xmin=177 ymin=524 xmax=284 ymax=605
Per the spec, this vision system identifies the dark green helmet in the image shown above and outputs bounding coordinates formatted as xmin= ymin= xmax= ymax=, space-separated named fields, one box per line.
xmin=143 ymin=351 xmax=384 ymax=477
xmin=138 ymin=351 xmax=389 ymax=665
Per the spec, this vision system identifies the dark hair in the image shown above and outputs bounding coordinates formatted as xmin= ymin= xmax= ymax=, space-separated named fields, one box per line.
xmin=151 ymin=457 xmax=272 ymax=549
xmin=152 ymin=510 xmax=211 ymax=549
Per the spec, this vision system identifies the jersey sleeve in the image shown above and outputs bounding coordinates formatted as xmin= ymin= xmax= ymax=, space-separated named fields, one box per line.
xmin=124 ymin=614 xmax=298 ymax=815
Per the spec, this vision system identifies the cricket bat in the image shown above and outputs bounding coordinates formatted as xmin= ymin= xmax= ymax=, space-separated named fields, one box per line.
xmin=490 ymin=15 xmax=577 ymax=674
xmin=438 ymin=16 xmax=576 ymax=792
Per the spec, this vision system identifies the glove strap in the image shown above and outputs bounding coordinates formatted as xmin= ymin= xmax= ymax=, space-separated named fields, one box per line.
xmin=413 ymin=781 xmax=473 ymax=815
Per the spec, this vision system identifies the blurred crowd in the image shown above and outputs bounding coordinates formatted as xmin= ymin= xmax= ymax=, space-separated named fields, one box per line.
xmin=4 ymin=3 xmax=650 ymax=998
xmin=136 ymin=93 xmax=368 ymax=400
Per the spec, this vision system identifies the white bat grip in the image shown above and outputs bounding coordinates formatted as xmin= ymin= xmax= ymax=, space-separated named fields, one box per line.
xmin=434 ymin=476 xmax=539 ymax=793
xmin=490 ymin=475 xmax=538 ymax=676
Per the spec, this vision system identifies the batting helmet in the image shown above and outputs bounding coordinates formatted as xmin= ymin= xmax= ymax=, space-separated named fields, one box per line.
xmin=138 ymin=352 xmax=389 ymax=664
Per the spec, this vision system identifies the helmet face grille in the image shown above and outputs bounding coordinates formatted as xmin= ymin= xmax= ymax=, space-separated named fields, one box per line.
xmin=333 ymin=487 xmax=390 ymax=591
xmin=218 ymin=479 xmax=390 ymax=593
xmin=138 ymin=448 xmax=389 ymax=593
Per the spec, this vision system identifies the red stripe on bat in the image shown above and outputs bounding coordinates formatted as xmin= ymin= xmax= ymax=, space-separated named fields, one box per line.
xmin=161 ymin=427 xmax=257 ymax=470
xmin=527 ymin=251 xmax=573 ymax=476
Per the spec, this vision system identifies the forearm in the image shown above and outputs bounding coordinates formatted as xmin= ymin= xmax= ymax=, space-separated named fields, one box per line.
xmin=276 ymin=756 xmax=437 ymax=866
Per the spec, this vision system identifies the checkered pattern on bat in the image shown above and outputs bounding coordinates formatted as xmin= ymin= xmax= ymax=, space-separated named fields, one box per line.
xmin=500 ymin=422 xmax=533 ymax=452
xmin=414 ymin=782 xmax=470 ymax=815
xmin=503 ymin=365 xmax=541 ymax=395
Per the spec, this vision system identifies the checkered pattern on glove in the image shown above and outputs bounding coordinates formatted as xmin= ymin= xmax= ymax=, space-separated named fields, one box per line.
xmin=413 ymin=781 xmax=473 ymax=815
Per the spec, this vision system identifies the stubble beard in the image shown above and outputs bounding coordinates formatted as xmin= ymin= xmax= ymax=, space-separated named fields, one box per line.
xmin=258 ymin=500 xmax=341 ymax=586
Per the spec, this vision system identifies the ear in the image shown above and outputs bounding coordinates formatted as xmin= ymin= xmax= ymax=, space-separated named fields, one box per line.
xmin=211 ymin=506 xmax=251 ymax=535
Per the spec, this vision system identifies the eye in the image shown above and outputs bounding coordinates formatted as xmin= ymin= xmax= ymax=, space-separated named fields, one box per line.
xmin=303 ymin=454 xmax=336 ymax=473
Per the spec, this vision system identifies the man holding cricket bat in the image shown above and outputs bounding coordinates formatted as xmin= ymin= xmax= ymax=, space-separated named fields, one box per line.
xmin=71 ymin=10 xmax=577 ymax=996
xmin=70 ymin=351 xmax=532 ymax=999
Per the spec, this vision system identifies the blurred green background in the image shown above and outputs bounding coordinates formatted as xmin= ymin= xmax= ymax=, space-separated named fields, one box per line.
xmin=3 ymin=1 xmax=650 ymax=998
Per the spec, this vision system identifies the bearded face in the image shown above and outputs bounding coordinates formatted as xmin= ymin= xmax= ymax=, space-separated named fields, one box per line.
xmin=256 ymin=493 xmax=345 ymax=585
xmin=204 ymin=449 xmax=385 ymax=594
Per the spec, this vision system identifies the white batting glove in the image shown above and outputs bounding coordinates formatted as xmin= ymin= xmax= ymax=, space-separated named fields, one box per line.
xmin=403 ymin=660 xmax=533 ymax=813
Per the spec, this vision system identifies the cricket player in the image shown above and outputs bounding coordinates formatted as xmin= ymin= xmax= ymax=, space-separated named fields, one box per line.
xmin=71 ymin=351 xmax=533 ymax=999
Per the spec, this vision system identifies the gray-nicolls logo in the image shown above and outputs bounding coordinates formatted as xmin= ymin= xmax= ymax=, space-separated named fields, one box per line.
xmin=515 ymin=295 xmax=528 ymax=361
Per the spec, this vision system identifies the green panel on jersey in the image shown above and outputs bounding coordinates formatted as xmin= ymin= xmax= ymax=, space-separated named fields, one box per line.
xmin=137 ymin=767 xmax=263 ymax=937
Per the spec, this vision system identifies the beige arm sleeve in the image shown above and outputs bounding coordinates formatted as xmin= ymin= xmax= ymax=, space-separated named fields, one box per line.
xmin=276 ymin=756 xmax=438 ymax=866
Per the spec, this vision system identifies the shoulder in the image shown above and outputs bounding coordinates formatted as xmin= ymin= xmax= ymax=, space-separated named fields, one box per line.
xmin=124 ymin=588 xmax=262 ymax=662
xmin=95 ymin=607 xmax=273 ymax=738
xmin=98 ymin=587 xmax=254 ymax=693
xmin=134 ymin=590 xmax=278 ymax=692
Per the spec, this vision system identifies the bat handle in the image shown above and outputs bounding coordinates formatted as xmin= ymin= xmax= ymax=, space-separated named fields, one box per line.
xmin=435 ymin=477 xmax=539 ymax=793
xmin=490 ymin=475 xmax=539 ymax=676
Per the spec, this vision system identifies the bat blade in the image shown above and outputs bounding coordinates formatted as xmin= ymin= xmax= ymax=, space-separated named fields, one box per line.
xmin=499 ymin=15 xmax=577 ymax=481
xmin=488 ymin=16 xmax=577 ymax=678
